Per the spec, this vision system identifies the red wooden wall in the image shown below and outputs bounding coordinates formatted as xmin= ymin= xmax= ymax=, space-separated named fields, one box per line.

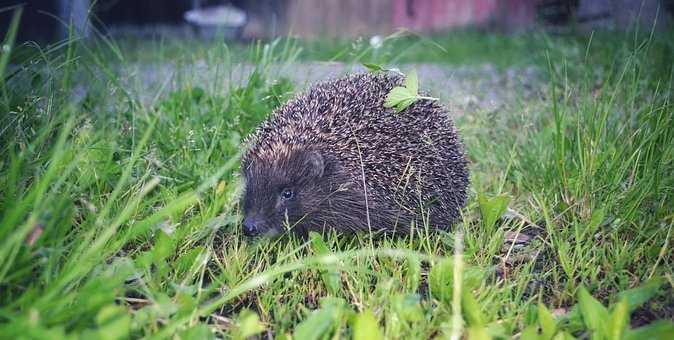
xmin=278 ymin=0 xmax=537 ymax=38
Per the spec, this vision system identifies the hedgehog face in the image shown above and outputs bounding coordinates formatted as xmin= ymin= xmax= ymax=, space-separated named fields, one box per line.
xmin=241 ymin=149 xmax=327 ymax=237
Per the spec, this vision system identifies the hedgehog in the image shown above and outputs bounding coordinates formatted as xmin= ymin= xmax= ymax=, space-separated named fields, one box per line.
xmin=240 ymin=72 xmax=469 ymax=236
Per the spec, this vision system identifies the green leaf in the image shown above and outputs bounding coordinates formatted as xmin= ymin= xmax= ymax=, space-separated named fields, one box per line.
xmin=398 ymin=98 xmax=418 ymax=112
xmin=309 ymin=231 xmax=330 ymax=253
xmin=462 ymin=290 xmax=485 ymax=327
xmin=352 ymin=310 xmax=383 ymax=340
xmin=179 ymin=324 xmax=215 ymax=340
xmin=310 ymin=232 xmax=341 ymax=295
xmin=383 ymin=69 xmax=435 ymax=113
xmin=362 ymin=63 xmax=404 ymax=75
xmin=362 ymin=63 xmax=385 ymax=72
xmin=294 ymin=298 xmax=345 ymax=340
xmin=152 ymin=229 xmax=176 ymax=263
xmin=552 ymin=332 xmax=577 ymax=340
xmin=404 ymin=257 xmax=421 ymax=291
xmin=174 ymin=245 xmax=205 ymax=276
xmin=95 ymin=305 xmax=130 ymax=340
xmin=577 ymin=287 xmax=608 ymax=337
xmin=587 ymin=208 xmax=606 ymax=235
xmin=538 ymin=303 xmax=557 ymax=340
xmin=520 ymin=325 xmax=541 ymax=340
xmin=275 ymin=333 xmax=292 ymax=340
xmin=234 ymin=309 xmax=265 ymax=340
xmin=428 ymin=258 xmax=483 ymax=305
xmin=391 ymin=293 xmax=424 ymax=323
xmin=467 ymin=326 xmax=492 ymax=340
xmin=404 ymin=69 xmax=418 ymax=95
xmin=623 ymin=320 xmax=674 ymax=340
xmin=384 ymin=86 xmax=417 ymax=111
xmin=607 ymin=298 xmax=628 ymax=340
xmin=478 ymin=194 xmax=511 ymax=231
xmin=485 ymin=321 xmax=510 ymax=339
xmin=429 ymin=258 xmax=455 ymax=303
xmin=616 ymin=278 xmax=662 ymax=312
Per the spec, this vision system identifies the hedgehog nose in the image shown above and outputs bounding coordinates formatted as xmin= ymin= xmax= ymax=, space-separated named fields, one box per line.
xmin=242 ymin=217 xmax=262 ymax=236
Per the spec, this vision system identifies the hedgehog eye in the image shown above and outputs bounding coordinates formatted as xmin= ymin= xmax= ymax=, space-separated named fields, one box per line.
xmin=281 ymin=188 xmax=294 ymax=200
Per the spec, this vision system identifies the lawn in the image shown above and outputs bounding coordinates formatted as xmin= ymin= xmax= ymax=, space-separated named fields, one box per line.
xmin=1 ymin=10 xmax=673 ymax=339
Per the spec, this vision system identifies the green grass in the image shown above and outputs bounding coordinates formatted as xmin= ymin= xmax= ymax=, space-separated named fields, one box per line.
xmin=113 ymin=31 xmax=558 ymax=72
xmin=1 ymin=13 xmax=673 ymax=339
xmin=116 ymin=30 xmax=536 ymax=67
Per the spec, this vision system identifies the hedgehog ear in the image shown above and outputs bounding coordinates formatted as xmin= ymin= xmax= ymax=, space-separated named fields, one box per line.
xmin=305 ymin=151 xmax=325 ymax=178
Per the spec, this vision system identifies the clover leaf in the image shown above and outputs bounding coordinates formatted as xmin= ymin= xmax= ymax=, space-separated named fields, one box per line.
xmin=384 ymin=70 xmax=437 ymax=113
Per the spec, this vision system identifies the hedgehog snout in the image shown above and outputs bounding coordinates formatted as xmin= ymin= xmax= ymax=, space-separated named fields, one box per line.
xmin=242 ymin=216 xmax=267 ymax=237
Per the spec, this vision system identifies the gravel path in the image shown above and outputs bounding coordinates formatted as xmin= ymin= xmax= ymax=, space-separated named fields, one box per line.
xmin=113 ymin=61 xmax=543 ymax=114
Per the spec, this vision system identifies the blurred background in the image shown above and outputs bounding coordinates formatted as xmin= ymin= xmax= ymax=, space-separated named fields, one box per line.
xmin=2 ymin=0 xmax=673 ymax=43
xmin=1 ymin=1 xmax=674 ymax=338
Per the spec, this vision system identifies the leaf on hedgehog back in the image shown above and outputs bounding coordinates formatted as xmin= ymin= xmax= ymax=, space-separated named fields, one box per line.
xmin=384 ymin=70 xmax=418 ymax=113
xmin=384 ymin=70 xmax=436 ymax=113
xmin=362 ymin=63 xmax=385 ymax=72
xmin=384 ymin=88 xmax=415 ymax=113
xmin=362 ymin=63 xmax=403 ymax=75
xmin=385 ymin=87 xmax=417 ymax=113
xmin=405 ymin=69 xmax=418 ymax=94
